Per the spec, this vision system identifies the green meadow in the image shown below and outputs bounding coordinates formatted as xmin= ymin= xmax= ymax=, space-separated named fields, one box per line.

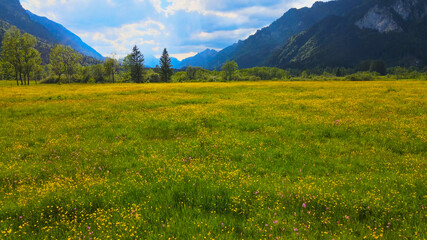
xmin=0 ymin=80 xmax=425 ymax=239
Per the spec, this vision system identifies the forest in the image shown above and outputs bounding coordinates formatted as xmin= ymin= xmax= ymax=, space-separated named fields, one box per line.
xmin=1 ymin=27 xmax=427 ymax=85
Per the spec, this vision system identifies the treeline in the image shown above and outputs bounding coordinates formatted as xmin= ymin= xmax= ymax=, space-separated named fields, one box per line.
xmin=0 ymin=27 xmax=175 ymax=84
xmin=1 ymin=27 xmax=426 ymax=84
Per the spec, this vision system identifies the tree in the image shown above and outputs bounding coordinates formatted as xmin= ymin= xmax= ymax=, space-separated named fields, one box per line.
xmin=104 ymin=55 xmax=119 ymax=83
xmin=0 ymin=60 xmax=14 ymax=80
xmin=49 ymin=45 xmax=82 ymax=83
xmin=1 ymin=26 xmax=23 ymax=85
xmin=370 ymin=60 xmax=387 ymax=76
xmin=358 ymin=61 xmax=371 ymax=72
xmin=77 ymin=66 xmax=92 ymax=83
xmin=49 ymin=45 xmax=65 ymax=82
xmin=91 ymin=64 xmax=105 ymax=83
xmin=159 ymin=48 xmax=173 ymax=82
xmin=123 ymin=45 xmax=144 ymax=83
xmin=301 ymin=70 xmax=309 ymax=79
xmin=335 ymin=67 xmax=344 ymax=77
xmin=186 ymin=66 xmax=202 ymax=81
xmin=221 ymin=60 xmax=238 ymax=81
xmin=21 ymin=33 xmax=41 ymax=85
xmin=1 ymin=27 xmax=42 ymax=85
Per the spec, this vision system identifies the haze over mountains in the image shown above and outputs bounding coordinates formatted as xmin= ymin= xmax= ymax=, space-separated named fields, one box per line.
xmin=1 ymin=0 xmax=427 ymax=69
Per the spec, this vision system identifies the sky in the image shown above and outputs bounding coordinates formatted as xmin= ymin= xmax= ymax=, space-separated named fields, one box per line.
xmin=20 ymin=0 xmax=319 ymax=60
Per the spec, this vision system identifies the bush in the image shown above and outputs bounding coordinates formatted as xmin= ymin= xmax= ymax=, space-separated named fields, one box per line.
xmin=345 ymin=72 xmax=376 ymax=81
xmin=40 ymin=77 xmax=58 ymax=84
xmin=171 ymin=72 xmax=188 ymax=82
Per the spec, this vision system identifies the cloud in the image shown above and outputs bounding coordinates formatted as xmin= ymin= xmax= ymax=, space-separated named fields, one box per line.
xmin=77 ymin=19 xmax=165 ymax=57
xmin=170 ymin=52 xmax=198 ymax=61
xmin=20 ymin=0 xmax=320 ymax=58
xmin=193 ymin=28 xmax=258 ymax=41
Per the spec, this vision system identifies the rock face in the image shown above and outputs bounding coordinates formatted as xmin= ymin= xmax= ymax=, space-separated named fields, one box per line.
xmin=392 ymin=0 xmax=418 ymax=20
xmin=355 ymin=0 xmax=427 ymax=33
xmin=355 ymin=5 xmax=402 ymax=33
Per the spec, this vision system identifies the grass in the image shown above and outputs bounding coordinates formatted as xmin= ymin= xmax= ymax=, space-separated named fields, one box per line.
xmin=0 ymin=80 xmax=426 ymax=239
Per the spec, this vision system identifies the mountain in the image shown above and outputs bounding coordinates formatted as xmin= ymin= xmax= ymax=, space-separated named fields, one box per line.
xmin=268 ymin=0 xmax=427 ymax=68
xmin=0 ymin=0 xmax=55 ymax=43
xmin=0 ymin=0 xmax=103 ymax=62
xmin=181 ymin=0 xmax=361 ymax=69
xmin=179 ymin=49 xmax=218 ymax=68
xmin=170 ymin=57 xmax=181 ymax=69
xmin=144 ymin=55 xmax=181 ymax=69
xmin=26 ymin=11 xmax=104 ymax=61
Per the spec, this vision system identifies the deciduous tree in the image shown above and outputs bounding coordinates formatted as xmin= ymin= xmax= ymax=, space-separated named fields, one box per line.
xmin=221 ymin=60 xmax=238 ymax=81
xmin=21 ymin=33 xmax=41 ymax=85
xmin=104 ymin=55 xmax=119 ymax=83
xmin=1 ymin=26 xmax=23 ymax=85
xmin=1 ymin=27 xmax=42 ymax=85
xmin=50 ymin=45 xmax=82 ymax=83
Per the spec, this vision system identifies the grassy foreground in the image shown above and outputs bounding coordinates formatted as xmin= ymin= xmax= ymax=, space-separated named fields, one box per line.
xmin=0 ymin=80 xmax=425 ymax=239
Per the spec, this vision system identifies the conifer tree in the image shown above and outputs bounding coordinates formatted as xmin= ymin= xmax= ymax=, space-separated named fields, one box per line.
xmin=123 ymin=46 xmax=144 ymax=83
xmin=159 ymin=48 xmax=173 ymax=82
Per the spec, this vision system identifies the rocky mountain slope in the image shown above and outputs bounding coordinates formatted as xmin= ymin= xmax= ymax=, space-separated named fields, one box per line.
xmin=268 ymin=0 xmax=427 ymax=68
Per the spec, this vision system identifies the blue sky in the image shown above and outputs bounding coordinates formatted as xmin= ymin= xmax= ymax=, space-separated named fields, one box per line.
xmin=20 ymin=0 xmax=318 ymax=60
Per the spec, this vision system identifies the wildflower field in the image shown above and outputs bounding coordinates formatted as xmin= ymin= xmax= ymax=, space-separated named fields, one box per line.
xmin=0 ymin=80 xmax=425 ymax=239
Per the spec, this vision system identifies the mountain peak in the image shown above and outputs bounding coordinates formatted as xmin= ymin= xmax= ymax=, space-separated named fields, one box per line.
xmin=201 ymin=49 xmax=218 ymax=54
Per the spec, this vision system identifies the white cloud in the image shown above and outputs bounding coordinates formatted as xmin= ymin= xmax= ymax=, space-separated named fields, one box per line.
xmin=77 ymin=19 xmax=165 ymax=57
xmin=170 ymin=52 xmax=198 ymax=61
xmin=193 ymin=28 xmax=258 ymax=41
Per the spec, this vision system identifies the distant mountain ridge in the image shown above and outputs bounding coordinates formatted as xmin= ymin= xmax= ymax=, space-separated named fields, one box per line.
xmin=0 ymin=0 xmax=103 ymax=62
xmin=144 ymin=55 xmax=180 ymax=69
xmin=179 ymin=49 xmax=218 ymax=68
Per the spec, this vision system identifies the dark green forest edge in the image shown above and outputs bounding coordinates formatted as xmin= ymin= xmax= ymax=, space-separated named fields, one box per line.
xmin=1 ymin=0 xmax=427 ymax=84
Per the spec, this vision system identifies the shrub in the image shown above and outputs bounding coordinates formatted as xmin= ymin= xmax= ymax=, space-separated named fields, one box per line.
xmin=345 ymin=72 xmax=376 ymax=81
